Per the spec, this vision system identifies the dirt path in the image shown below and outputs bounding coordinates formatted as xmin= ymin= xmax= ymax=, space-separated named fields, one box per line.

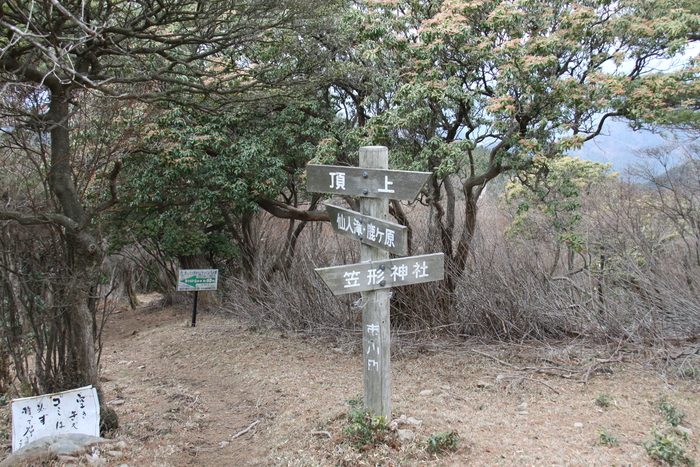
xmin=94 ymin=304 xmax=700 ymax=466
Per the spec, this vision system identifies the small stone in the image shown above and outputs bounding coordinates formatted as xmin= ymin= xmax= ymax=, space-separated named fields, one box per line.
xmin=84 ymin=454 xmax=107 ymax=466
xmin=57 ymin=455 xmax=80 ymax=463
xmin=675 ymin=426 xmax=693 ymax=437
xmin=516 ymin=402 xmax=528 ymax=411
xmin=219 ymin=441 xmax=230 ymax=448
xmin=406 ymin=417 xmax=423 ymax=427
xmin=397 ymin=429 xmax=415 ymax=444
xmin=115 ymin=441 xmax=128 ymax=450
xmin=107 ymin=399 xmax=125 ymax=406
xmin=574 ymin=422 xmax=584 ymax=428
xmin=419 ymin=389 xmax=433 ymax=396
xmin=107 ymin=450 xmax=125 ymax=459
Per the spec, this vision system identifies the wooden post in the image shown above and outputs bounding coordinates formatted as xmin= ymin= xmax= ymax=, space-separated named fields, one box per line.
xmin=191 ymin=290 xmax=198 ymax=327
xmin=360 ymin=146 xmax=391 ymax=419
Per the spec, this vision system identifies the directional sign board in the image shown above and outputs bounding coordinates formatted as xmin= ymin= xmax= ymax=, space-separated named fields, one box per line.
xmin=306 ymin=164 xmax=431 ymax=200
xmin=177 ymin=269 xmax=219 ymax=291
xmin=326 ymin=204 xmax=408 ymax=256
xmin=315 ymin=253 xmax=444 ymax=295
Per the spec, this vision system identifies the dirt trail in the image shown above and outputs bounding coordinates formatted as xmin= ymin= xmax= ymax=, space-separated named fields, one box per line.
xmin=93 ymin=303 xmax=700 ymax=466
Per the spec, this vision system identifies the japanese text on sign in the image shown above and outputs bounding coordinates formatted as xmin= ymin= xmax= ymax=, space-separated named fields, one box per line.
xmin=306 ymin=164 xmax=432 ymax=200
xmin=11 ymin=386 xmax=100 ymax=452
xmin=315 ymin=253 xmax=445 ymax=295
xmin=336 ymin=213 xmax=396 ymax=248
xmin=366 ymin=323 xmax=381 ymax=372
xmin=326 ymin=204 xmax=408 ymax=256
xmin=344 ymin=260 xmax=432 ymax=288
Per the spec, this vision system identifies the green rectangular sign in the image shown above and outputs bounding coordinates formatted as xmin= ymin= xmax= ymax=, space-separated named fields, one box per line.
xmin=177 ymin=269 xmax=219 ymax=291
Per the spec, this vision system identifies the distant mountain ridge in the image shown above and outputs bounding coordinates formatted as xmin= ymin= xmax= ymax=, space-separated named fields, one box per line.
xmin=570 ymin=120 xmax=670 ymax=171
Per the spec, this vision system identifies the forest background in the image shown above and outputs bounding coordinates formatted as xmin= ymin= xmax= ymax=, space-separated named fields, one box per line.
xmin=1 ymin=0 xmax=700 ymax=427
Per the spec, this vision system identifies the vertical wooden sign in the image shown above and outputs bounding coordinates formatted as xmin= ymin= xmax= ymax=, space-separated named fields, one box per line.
xmin=359 ymin=146 xmax=392 ymax=419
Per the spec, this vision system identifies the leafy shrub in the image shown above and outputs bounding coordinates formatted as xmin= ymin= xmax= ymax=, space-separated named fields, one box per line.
xmin=595 ymin=394 xmax=612 ymax=408
xmin=596 ymin=429 xmax=620 ymax=447
xmin=658 ymin=395 xmax=686 ymax=427
xmin=644 ymin=430 xmax=695 ymax=466
xmin=427 ymin=429 xmax=460 ymax=454
xmin=345 ymin=409 xmax=389 ymax=449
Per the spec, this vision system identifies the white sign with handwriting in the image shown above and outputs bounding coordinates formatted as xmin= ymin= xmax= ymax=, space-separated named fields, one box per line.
xmin=11 ymin=385 xmax=100 ymax=451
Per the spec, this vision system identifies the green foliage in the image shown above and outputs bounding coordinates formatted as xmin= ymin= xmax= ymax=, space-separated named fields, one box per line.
xmin=111 ymin=98 xmax=336 ymax=269
xmin=596 ymin=429 xmax=620 ymax=447
xmin=658 ymin=395 xmax=686 ymax=427
xmin=644 ymin=429 xmax=695 ymax=466
xmin=426 ymin=429 xmax=460 ymax=454
xmin=595 ymin=393 xmax=612 ymax=408
xmin=503 ymin=156 xmax=616 ymax=252
xmin=345 ymin=394 xmax=364 ymax=409
xmin=344 ymin=409 xmax=389 ymax=450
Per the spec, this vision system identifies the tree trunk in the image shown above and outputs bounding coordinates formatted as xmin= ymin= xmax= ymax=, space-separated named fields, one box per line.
xmin=47 ymin=88 xmax=103 ymax=394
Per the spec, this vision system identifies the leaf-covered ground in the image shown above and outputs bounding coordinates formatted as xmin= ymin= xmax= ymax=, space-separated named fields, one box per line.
xmin=4 ymin=298 xmax=700 ymax=466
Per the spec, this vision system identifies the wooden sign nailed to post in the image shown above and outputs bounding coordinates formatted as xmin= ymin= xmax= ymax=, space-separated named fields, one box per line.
xmin=308 ymin=146 xmax=444 ymax=420
xmin=326 ymin=204 xmax=409 ymax=256
xmin=306 ymin=164 xmax=431 ymax=200
xmin=315 ymin=253 xmax=444 ymax=294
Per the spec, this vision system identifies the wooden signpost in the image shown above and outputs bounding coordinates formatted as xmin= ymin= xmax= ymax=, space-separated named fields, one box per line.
xmin=308 ymin=146 xmax=444 ymax=419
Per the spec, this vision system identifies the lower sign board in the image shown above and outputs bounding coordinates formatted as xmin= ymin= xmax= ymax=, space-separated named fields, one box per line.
xmin=177 ymin=269 xmax=219 ymax=291
xmin=315 ymin=253 xmax=444 ymax=295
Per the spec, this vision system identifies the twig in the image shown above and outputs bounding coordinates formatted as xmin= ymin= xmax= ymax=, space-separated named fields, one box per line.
xmin=469 ymin=349 xmax=519 ymax=369
xmin=232 ymin=420 xmax=260 ymax=439
xmin=579 ymin=357 xmax=624 ymax=384
xmin=508 ymin=376 xmax=561 ymax=394
xmin=311 ymin=430 xmax=333 ymax=439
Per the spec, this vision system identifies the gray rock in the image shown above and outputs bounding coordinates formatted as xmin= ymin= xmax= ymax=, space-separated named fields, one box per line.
xmin=397 ymin=429 xmax=415 ymax=444
xmin=0 ymin=434 xmax=111 ymax=467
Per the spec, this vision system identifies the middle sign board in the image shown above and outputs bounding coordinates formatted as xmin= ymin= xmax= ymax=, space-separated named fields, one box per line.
xmin=326 ymin=204 xmax=408 ymax=256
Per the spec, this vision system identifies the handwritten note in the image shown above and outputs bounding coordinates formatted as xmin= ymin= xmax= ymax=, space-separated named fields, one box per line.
xmin=11 ymin=385 xmax=100 ymax=451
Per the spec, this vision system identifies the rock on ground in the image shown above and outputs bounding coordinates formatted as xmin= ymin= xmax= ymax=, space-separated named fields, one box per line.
xmin=0 ymin=434 xmax=123 ymax=467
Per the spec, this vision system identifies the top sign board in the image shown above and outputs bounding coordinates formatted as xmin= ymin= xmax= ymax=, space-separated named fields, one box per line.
xmin=306 ymin=164 xmax=431 ymax=201
xmin=177 ymin=269 xmax=219 ymax=291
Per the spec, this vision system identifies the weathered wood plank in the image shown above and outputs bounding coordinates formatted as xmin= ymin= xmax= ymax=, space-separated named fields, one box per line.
xmin=314 ymin=253 xmax=445 ymax=295
xmin=326 ymin=204 xmax=408 ymax=256
xmin=306 ymin=163 xmax=431 ymax=200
